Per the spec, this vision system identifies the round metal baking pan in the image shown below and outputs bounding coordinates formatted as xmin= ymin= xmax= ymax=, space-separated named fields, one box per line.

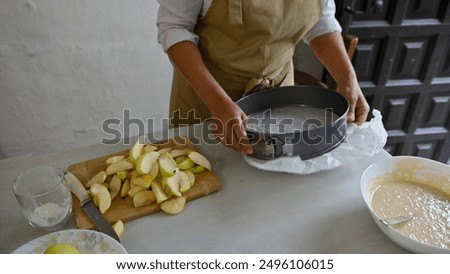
xmin=236 ymin=85 xmax=349 ymax=160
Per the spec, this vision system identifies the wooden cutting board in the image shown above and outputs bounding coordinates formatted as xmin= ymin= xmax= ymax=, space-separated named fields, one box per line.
xmin=67 ymin=137 xmax=221 ymax=229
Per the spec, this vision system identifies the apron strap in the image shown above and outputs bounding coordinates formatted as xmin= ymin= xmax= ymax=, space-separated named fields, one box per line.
xmin=228 ymin=0 xmax=243 ymax=25
xmin=243 ymin=77 xmax=274 ymax=96
xmin=243 ymin=60 xmax=294 ymax=96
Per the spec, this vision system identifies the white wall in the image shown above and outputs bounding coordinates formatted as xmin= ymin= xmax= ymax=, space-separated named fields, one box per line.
xmin=0 ymin=0 xmax=173 ymax=159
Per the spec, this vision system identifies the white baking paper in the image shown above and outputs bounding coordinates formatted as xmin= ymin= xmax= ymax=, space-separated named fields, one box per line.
xmin=243 ymin=109 xmax=388 ymax=174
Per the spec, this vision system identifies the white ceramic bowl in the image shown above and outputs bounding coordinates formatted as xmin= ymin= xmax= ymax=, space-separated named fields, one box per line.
xmin=361 ymin=156 xmax=450 ymax=254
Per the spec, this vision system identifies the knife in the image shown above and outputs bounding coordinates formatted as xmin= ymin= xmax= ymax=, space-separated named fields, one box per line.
xmin=64 ymin=172 xmax=121 ymax=243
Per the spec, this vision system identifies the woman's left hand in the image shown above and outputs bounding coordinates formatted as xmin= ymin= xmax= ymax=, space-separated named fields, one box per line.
xmin=336 ymin=80 xmax=370 ymax=125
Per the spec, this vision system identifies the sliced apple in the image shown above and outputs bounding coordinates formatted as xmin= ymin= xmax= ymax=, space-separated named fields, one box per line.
xmin=174 ymin=155 xmax=189 ymax=165
xmin=151 ymin=181 xmax=168 ymax=204
xmin=136 ymin=151 xmax=159 ymax=175
xmin=178 ymin=171 xmax=191 ymax=193
xmin=109 ymin=175 xmax=121 ymax=200
xmin=160 ymin=196 xmax=186 ymax=214
xmin=169 ymin=148 xmax=191 ymax=158
xmin=116 ymin=171 xmax=129 ymax=181
xmin=188 ymin=151 xmax=211 ymax=171
xmin=149 ymin=162 xmax=159 ymax=181
xmin=129 ymin=136 xmax=145 ymax=163
xmin=143 ymin=144 xmax=157 ymax=154
xmin=120 ymin=178 xmax=130 ymax=198
xmin=158 ymin=153 xmax=179 ymax=177
xmin=133 ymin=190 xmax=156 ymax=208
xmin=90 ymin=184 xmax=111 ymax=214
xmin=158 ymin=147 xmax=172 ymax=155
xmin=106 ymin=160 xmax=134 ymax=175
xmin=189 ymin=165 xmax=206 ymax=174
xmin=184 ymin=170 xmax=195 ymax=186
xmin=85 ymin=171 xmax=107 ymax=188
xmin=161 ymin=173 xmax=181 ymax=197
xmin=127 ymin=186 xmax=147 ymax=197
xmin=105 ymin=155 xmax=126 ymax=166
xmin=177 ymin=158 xmax=196 ymax=170
xmin=132 ymin=175 xmax=152 ymax=188
xmin=112 ymin=220 xmax=124 ymax=238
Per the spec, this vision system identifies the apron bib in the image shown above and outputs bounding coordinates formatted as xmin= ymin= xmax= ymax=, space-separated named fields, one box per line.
xmin=170 ymin=0 xmax=321 ymax=127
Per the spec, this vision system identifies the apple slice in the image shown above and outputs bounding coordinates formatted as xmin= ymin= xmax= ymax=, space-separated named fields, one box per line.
xmin=109 ymin=174 xmax=121 ymax=200
xmin=132 ymin=175 xmax=152 ymax=188
xmin=116 ymin=171 xmax=129 ymax=181
xmin=174 ymin=156 xmax=188 ymax=165
xmin=160 ymin=196 xmax=186 ymax=214
xmin=112 ymin=220 xmax=124 ymax=238
xmin=90 ymin=184 xmax=111 ymax=214
xmin=161 ymin=173 xmax=181 ymax=197
xmin=136 ymin=151 xmax=159 ymax=175
xmin=184 ymin=170 xmax=195 ymax=186
xmin=120 ymin=178 xmax=130 ymax=198
xmin=151 ymin=181 xmax=168 ymax=204
xmin=85 ymin=171 xmax=107 ymax=188
xmin=128 ymin=186 xmax=147 ymax=197
xmin=177 ymin=158 xmax=196 ymax=170
xmin=129 ymin=136 xmax=145 ymax=163
xmin=189 ymin=165 xmax=206 ymax=174
xmin=158 ymin=153 xmax=179 ymax=177
xmin=179 ymin=171 xmax=191 ymax=193
xmin=133 ymin=190 xmax=156 ymax=208
xmin=106 ymin=160 xmax=134 ymax=175
xmin=105 ymin=155 xmax=126 ymax=166
xmin=158 ymin=147 xmax=172 ymax=155
xmin=143 ymin=144 xmax=157 ymax=154
xmin=169 ymin=148 xmax=191 ymax=158
xmin=188 ymin=151 xmax=211 ymax=171
xmin=149 ymin=162 xmax=159 ymax=180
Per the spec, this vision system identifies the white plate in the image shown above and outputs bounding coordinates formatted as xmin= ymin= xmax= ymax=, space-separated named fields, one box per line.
xmin=361 ymin=156 xmax=450 ymax=254
xmin=12 ymin=229 xmax=127 ymax=254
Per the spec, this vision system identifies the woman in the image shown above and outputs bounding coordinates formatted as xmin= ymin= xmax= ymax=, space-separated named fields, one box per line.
xmin=157 ymin=0 xmax=369 ymax=155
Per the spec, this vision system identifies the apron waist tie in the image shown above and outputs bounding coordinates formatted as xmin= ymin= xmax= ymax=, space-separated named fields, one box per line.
xmin=243 ymin=77 xmax=275 ymax=96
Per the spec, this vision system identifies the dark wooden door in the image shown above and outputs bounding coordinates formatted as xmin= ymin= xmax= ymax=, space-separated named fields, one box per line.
xmin=334 ymin=0 xmax=450 ymax=163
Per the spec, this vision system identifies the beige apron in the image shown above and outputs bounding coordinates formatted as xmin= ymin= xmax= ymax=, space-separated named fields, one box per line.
xmin=170 ymin=0 xmax=321 ymax=127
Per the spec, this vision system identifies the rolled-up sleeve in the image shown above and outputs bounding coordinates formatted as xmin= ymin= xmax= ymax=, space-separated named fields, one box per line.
xmin=157 ymin=0 xmax=203 ymax=52
xmin=302 ymin=0 xmax=342 ymax=44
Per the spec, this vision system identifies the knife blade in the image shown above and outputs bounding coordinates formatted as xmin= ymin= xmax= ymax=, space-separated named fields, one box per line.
xmin=64 ymin=172 xmax=121 ymax=243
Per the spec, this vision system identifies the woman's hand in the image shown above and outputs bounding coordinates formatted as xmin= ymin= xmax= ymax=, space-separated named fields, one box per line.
xmin=336 ymin=79 xmax=370 ymax=125
xmin=209 ymin=100 xmax=254 ymax=155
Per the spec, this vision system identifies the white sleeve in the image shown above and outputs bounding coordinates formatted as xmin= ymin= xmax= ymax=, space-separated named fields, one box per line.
xmin=156 ymin=0 xmax=203 ymax=52
xmin=302 ymin=0 xmax=342 ymax=44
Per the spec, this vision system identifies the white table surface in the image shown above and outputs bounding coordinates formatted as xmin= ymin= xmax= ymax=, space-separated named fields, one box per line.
xmin=0 ymin=125 xmax=408 ymax=254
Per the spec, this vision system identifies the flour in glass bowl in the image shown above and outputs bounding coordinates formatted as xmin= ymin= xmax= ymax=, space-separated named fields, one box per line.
xmin=30 ymin=202 xmax=71 ymax=229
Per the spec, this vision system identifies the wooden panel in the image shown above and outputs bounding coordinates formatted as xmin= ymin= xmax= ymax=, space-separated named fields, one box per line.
xmin=413 ymin=142 xmax=437 ymax=159
xmin=436 ymin=34 xmax=450 ymax=77
xmin=404 ymin=0 xmax=445 ymax=20
xmin=353 ymin=39 xmax=384 ymax=85
xmin=382 ymin=94 xmax=417 ymax=132
xmin=389 ymin=36 xmax=435 ymax=81
xmin=420 ymin=93 xmax=450 ymax=127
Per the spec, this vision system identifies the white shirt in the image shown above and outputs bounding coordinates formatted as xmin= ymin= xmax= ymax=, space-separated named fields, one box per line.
xmin=157 ymin=0 xmax=342 ymax=52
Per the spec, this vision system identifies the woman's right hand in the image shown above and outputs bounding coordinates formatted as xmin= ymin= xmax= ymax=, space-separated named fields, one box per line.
xmin=209 ymin=101 xmax=254 ymax=155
